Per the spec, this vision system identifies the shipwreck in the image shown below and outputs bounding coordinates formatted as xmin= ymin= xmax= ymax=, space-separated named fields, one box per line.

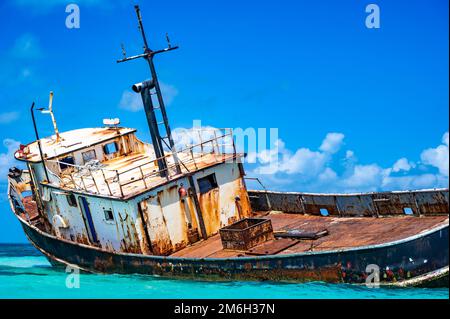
xmin=7 ymin=6 xmax=449 ymax=287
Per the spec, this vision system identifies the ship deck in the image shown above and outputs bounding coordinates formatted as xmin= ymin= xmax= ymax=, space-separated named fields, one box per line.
xmin=20 ymin=197 xmax=448 ymax=259
xmin=170 ymin=212 xmax=449 ymax=258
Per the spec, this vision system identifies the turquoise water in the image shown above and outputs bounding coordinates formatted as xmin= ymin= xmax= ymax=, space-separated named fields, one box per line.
xmin=0 ymin=244 xmax=448 ymax=299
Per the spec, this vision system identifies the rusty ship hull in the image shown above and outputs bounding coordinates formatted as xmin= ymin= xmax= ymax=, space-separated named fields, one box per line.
xmin=10 ymin=186 xmax=449 ymax=287
xmin=16 ymin=207 xmax=449 ymax=286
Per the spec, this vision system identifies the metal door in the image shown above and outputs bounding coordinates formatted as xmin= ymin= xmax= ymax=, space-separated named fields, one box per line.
xmin=78 ymin=196 xmax=98 ymax=243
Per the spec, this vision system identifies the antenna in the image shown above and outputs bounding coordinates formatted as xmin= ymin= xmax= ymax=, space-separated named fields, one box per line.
xmin=166 ymin=33 xmax=172 ymax=48
xmin=38 ymin=91 xmax=63 ymax=143
xmin=121 ymin=43 xmax=127 ymax=59
xmin=117 ymin=5 xmax=181 ymax=177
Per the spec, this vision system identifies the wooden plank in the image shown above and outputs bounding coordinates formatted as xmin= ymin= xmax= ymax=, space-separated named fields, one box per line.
xmin=246 ymin=238 xmax=300 ymax=255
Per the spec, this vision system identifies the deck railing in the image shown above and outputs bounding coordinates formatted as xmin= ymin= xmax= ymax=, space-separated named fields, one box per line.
xmin=45 ymin=128 xmax=238 ymax=197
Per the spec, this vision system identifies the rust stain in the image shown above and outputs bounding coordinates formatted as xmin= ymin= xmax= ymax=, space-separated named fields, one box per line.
xmin=117 ymin=209 xmax=142 ymax=254
xmin=248 ymin=190 xmax=449 ymax=217
xmin=93 ymin=255 xmax=114 ymax=272
xmin=237 ymin=178 xmax=252 ymax=218
xmin=198 ymin=188 xmax=221 ymax=236
xmin=135 ymin=208 xmax=152 ymax=255
xmin=139 ymin=194 xmax=173 ymax=256
xmin=75 ymin=233 xmax=90 ymax=245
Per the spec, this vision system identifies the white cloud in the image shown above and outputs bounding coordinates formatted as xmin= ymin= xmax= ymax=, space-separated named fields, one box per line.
xmin=319 ymin=132 xmax=345 ymax=154
xmin=280 ymin=148 xmax=327 ymax=175
xmin=341 ymin=164 xmax=387 ymax=191
xmin=0 ymin=112 xmax=20 ymax=124
xmin=119 ymin=91 xmax=142 ymax=112
xmin=10 ymin=33 xmax=42 ymax=59
xmin=318 ymin=167 xmax=337 ymax=183
xmin=382 ymin=173 xmax=440 ymax=191
xmin=118 ymin=82 xmax=179 ymax=112
xmin=342 ymin=149 xmax=357 ymax=169
xmin=443 ymin=132 xmax=449 ymax=147
xmin=0 ymin=139 xmax=21 ymax=181
xmin=253 ymin=138 xmax=327 ymax=176
xmin=253 ymin=133 xmax=346 ymax=178
xmin=420 ymin=132 xmax=449 ymax=177
xmin=345 ymin=150 xmax=354 ymax=159
xmin=249 ymin=131 xmax=449 ymax=193
xmin=392 ymin=157 xmax=414 ymax=173
xmin=259 ymin=139 xmax=284 ymax=165
xmin=159 ymin=82 xmax=179 ymax=106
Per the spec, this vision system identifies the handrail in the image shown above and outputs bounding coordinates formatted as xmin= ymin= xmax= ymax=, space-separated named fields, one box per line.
xmin=46 ymin=159 xmax=117 ymax=173
xmin=176 ymin=131 xmax=233 ymax=153
xmin=117 ymin=130 xmax=234 ymax=177
xmin=244 ymin=177 xmax=272 ymax=210
xmin=44 ymin=128 xmax=238 ymax=198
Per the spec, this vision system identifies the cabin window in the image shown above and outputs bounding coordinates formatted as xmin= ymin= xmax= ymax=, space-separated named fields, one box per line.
xmin=197 ymin=173 xmax=218 ymax=194
xmin=82 ymin=150 xmax=96 ymax=164
xmin=104 ymin=209 xmax=114 ymax=221
xmin=59 ymin=156 xmax=75 ymax=170
xmin=103 ymin=142 xmax=119 ymax=155
xmin=66 ymin=193 xmax=77 ymax=207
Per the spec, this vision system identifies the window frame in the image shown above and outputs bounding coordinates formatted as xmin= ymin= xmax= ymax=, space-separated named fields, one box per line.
xmin=103 ymin=141 xmax=119 ymax=155
xmin=103 ymin=209 xmax=114 ymax=221
xmin=82 ymin=149 xmax=97 ymax=164
xmin=58 ymin=156 xmax=75 ymax=170
xmin=66 ymin=193 xmax=78 ymax=207
xmin=197 ymin=173 xmax=219 ymax=194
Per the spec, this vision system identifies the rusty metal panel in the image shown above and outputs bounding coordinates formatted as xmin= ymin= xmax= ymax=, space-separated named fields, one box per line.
xmin=112 ymin=202 xmax=143 ymax=254
xmin=156 ymin=184 xmax=196 ymax=252
xmin=265 ymin=193 xmax=303 ymax=213
xmin=370 ymin=192 xmax=425 ymax=215
xmin=139 ymin=195 xmax=173 ymax=255
xmin=136 ymin=177 xmax=203 ymax=255
xmin=248 ymin=189 xmax=449 ymax=217
xmin=334 ymin=194 xmax=373 ymax=216
xmin=301 ymin=195 xmax=340 ymax=216
xmin=198 ymin=186 xmax=221 ymax=236
xmin=414 ymin=190 xmax=449 ymax=215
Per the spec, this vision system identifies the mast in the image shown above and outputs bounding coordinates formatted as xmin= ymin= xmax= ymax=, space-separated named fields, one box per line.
xmin=118 ymin=5 xmax=182 ymax=178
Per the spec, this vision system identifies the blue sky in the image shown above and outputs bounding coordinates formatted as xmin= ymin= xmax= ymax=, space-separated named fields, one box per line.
xmin=0 ymin=0 xmax=448 ymax=242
